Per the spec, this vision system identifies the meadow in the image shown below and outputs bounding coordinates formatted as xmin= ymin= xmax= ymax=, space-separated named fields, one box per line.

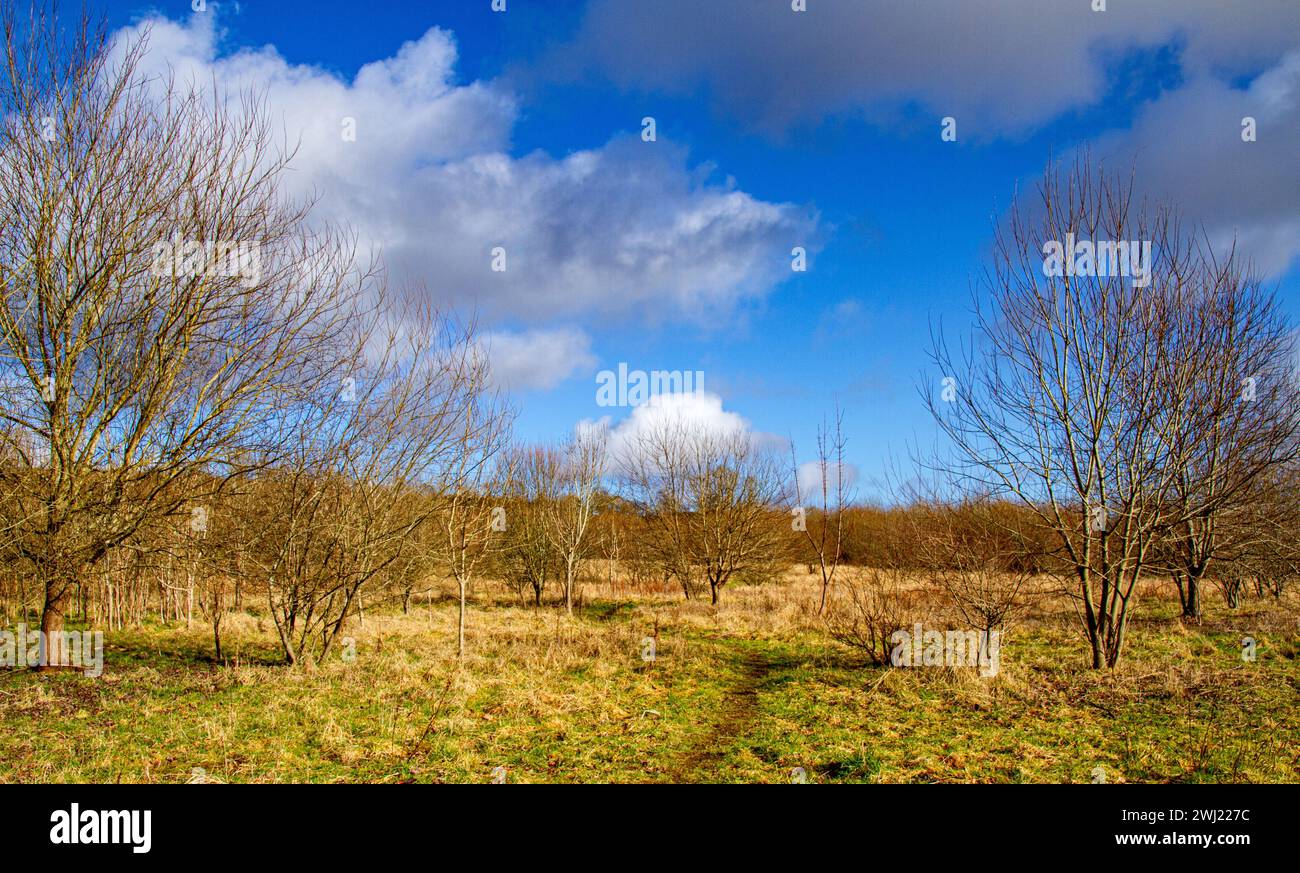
xmin=3 ymin=570 xmax=1295 ymax=784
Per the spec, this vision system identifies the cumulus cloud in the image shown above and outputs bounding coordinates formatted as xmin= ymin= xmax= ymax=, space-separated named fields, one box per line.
xmin=481 ymin=327 xmax=596 ymax=392
xmin=544 ymin=0 xmax=1300 ymax=136
xmin=580 ymin=391 xmax=755 ymax=464
xmin=111 ymin=14 xmax=815 ymax=328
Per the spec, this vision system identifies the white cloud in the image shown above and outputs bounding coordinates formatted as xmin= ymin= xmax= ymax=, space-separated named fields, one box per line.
xmin=794 ymin=460 xmax=859 ymax=505
xmin=112 ymin=14 xmax=815 ymax=332
xmin=580 ymin=391 xmax=754 ymax=465
xmin=481 ymin=327 xmax=595 ymax=392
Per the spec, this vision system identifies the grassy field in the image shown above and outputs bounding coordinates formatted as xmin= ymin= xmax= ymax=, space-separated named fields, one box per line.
xmin=2 ymin=571 xmax=1296 ymax=783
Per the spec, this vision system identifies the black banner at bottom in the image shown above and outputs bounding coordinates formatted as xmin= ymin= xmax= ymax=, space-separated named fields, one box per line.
xmin=0 ymin=784 xmax=1285 ymax=860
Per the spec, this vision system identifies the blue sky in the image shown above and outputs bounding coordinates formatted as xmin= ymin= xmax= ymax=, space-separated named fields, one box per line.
xmin=102 ymin=1 xmax=1300 ymax=499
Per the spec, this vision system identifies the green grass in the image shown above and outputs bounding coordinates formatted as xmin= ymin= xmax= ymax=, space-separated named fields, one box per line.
xmin=1 ymin=588 xmax=1296 ymax=783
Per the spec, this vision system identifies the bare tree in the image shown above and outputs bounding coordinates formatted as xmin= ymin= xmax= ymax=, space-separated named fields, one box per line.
xmin=621 ymin=419 xmax=786 ymax=604
xmin=429 ymin=385 xmax=512 ymax=659
xmin=825 ymin=565 xmax=934 ymax=667
xmin=237 ymin=299 xmax=485 ymax=665
xmin=924 ymin=155 xmax=1296 ymax=667
xmin=1210 ymin=465 xmax=1300 ymax=604
xmin=0 ymin=10 xmax=360 ymax=664
xmin=497 ymin=444 xmax=561 ymax=606
xmin=546 ymin=425 xmax=608 ymax=615
xmin=791 ymin=406 xmax=849 ymax=614
xmin=1150 ymin=272 xmax=1300 ymax=620
xmin=593 ymin=496 xmax=624 ymax=590
xmin=906 ymin=495 xmax=1037 ymax=646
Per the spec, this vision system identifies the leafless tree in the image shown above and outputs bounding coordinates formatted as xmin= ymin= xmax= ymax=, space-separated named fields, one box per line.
xmin=791 ymin=406 xmax=849 ymax=614
xmin=429 ymin=384 xmax=512 ymax=659
xmin=497 ymin=444 xmax=562 ymax=606
xmin=1149 ymin=272 xmax=1300 ymax=619
xmin=0 ymin=9 xmax=360 ymax=664
xmin=594 ymin=498 xmax=623 ymax=589
xmin=236 ymin=299 xmax=485 ymax=665
xmin=904 ymin=495 xmax=1037 ymax=645
xmin=545 ymin=424 xmax=608 ymax=615
xmin=620 ymin=419 xmax=786 ymax=604
xmin=1210 ymin=465 xmax=1300 ymax=603
xmin=824 ymin=565 xmax=934 ymax=667
xmin=924 ymin=154 xmax=1295 ymax=668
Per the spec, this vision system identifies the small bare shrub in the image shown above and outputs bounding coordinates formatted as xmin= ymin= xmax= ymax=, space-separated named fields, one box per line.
xmin=824 ymin=568 xmax=933 ymax=666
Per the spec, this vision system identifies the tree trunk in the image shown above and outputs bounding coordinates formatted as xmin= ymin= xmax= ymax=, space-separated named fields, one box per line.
xmin=1183 ymin=574 xmax=1202 ymax=620
xmin=1083 ymin=604 xmax=1103 ymax=669
xmin=457 ymin=579 xmax=467 ymax=659
xmin=38 ymin=573 xmax=76 ymax=671
xmin=565 ymin=562 xmax=575 ymax=616
xmin=1225 ymin=578 xmax=1241 ymax=609
xmin=1172 ymin=572 xmax=1188 ymax=613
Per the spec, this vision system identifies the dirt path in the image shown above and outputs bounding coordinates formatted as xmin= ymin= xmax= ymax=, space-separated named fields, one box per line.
xmin=666 ymin=647 xmax=777 ymax=782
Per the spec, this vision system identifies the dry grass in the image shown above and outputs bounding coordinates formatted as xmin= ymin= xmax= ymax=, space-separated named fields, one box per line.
xmin=0 ymin=566 xmax=1295 ymax=783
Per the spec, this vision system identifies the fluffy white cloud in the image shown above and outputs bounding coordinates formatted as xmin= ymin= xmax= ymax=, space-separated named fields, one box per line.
xmin=112 ymin=14 xmax=815 ymax=328
xmin=481 ymin=327 xmax=596 ymax=392
xmin=580 ymin=391 xmax=754 ymax=464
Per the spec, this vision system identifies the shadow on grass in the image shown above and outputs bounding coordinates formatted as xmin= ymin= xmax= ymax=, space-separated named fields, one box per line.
xmin=581 ymin=599 xmax=639 ymax=622
xmin=103 ymin=628 xmax=285 ymax=670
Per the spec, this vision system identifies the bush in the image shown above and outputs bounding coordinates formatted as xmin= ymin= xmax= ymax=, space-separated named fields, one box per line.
xmin=824 ymin=567 xmax=933 ymax=666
